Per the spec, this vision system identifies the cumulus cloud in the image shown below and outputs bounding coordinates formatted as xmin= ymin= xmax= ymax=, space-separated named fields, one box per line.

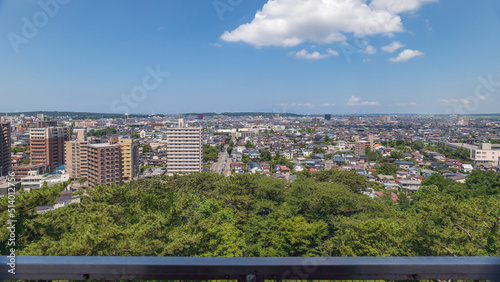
xmin=389 ymin=49 xmax=424 ymax=63
xmin=220 ymin=0 xmax=427 ymax=47
xmin=370 ymin=0 xmax=438 ymax=14
xmin=361 ymin=45 xmax=377 ymax=55
xmin=290 ymin=48 xmax=339 ymax=59
xmin=209 ymin=42 xmax=222 ymax=47
xmin=381 ymin=41 xmax=405 ymax=52
xmin=326 ymin=48 xmax=339 ymax=56
xmin=346 ymin=96 xmax=380 ymax=106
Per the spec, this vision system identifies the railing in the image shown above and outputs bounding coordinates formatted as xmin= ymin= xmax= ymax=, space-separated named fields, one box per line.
xmin=1 ymin=256 xmax=499 ymax=281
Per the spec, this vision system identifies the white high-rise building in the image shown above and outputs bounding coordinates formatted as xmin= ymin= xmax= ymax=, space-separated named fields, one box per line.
xmin=166 ymin=118 xmax=202 ymax=174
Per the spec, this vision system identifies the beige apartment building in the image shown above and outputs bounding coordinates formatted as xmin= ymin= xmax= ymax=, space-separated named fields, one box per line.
xmin=66 ymin=135 xmax=137 ymax=187
xmin=30 ymin=127 xmax=67 ymax=172
xmin=0 ymin=122 xmax=11 ymax=177
xmin=354 ymin=134 xmax=375 ymax=157
xmin=65 ymin=140 xmax=89 ymax=180
xmin=119 ymin=138 xmax=139 ymax=181
xmin=166 ymin=118 xmax=202 ymax=174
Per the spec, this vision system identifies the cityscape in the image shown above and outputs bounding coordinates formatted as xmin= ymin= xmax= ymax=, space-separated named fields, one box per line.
xmin=1 ymin=0 xmax=500 ymax=280
xmin=1 ymin=112 xmax=500 ymax=209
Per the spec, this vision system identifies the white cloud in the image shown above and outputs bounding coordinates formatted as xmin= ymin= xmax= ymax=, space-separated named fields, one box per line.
xmin=321 ymin=103 xmax=335 ymax=107
xmin=362 ymin=58 xmax=372 ymax=63
xmin=221 ymin=0 xmax=431 ymax=47
xmin=326 ymin=48 xmax=339 ymax=56
xmin=394 ymin=102 xmax=418 ymax=106
xmin=361 ymin=45 xmax=377 ymax=55
xmin=346 ymin=96 xmax=380 ymax=106
xmin=425 ymin=19 xmax=432 ymax=31
xmin=209 ymin=42 xmax=222 ymax=47
xmin=290 ymin=49 xmax=329 ymax=59
xmin=381 ymin=41 xmax=405 ymax=52
xmin=370 ymin=0 xmax=438 ymax=14
xmin=290 ymin=48 xmax=339 ymax=59
xmin=389 ymin=49 xmax=424 ymax=63
xmin=439 ymin=99 xmax=473 ymax=105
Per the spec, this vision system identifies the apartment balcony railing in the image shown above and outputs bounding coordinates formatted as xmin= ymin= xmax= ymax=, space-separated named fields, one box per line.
xmin=0 ymin=256 xmax=499 ymax=281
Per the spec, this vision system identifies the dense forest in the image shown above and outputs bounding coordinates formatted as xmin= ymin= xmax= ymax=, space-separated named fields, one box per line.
xmin=0 ymin=170 xmax=499 ymax=257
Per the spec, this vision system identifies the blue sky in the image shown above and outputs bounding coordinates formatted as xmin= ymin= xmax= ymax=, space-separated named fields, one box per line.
xmin=0 ymin=0 xmax=499 ymax=115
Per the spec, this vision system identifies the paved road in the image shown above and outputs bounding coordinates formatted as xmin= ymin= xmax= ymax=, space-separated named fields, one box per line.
xmin=212 ymin=144 xmax=229 ymax=174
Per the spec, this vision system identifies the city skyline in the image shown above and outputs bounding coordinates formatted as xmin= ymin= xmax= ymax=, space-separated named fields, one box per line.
xmin=1 ymin=0 xmax=500 ymax=115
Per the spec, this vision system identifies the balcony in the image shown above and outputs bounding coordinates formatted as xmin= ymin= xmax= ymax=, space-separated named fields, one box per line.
xmin=0 ymin=256 xmax=499 ymax=280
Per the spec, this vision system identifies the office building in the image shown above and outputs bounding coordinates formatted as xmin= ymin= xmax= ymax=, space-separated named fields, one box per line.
xmin=166 ymin=118 xmax=202 ymax=174
xmin=324 ymin=114 xmax=331 ymax=121
xmin=197 ymin=114 xmax=203 ymax=120
xmin=29 ymin=127 xmax=67 ymax=171
xmin=119 ymin=138 xmax=139 ymax=181
xmin=0 ymin=122 xmax=11 ymax=177
xmin=448 ymin=142 xmax=500 ymax=166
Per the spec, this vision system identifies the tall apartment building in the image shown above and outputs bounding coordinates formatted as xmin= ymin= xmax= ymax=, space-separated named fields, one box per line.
xmin=0 ymin=122 xmax=11 ymax=177
xmin=30 ymin=127 xmax=67 ymax=171
xmin=354 ymin=134 xmax=375 ymax=156
xmin=75 ymin=129 xmax=87 ymax=142
xmin=166 ymin=118 xmax=202 ymax=174
xmin=354 ymin=140 xmax=370 ymax=156
xmin=66 ymin=135 xmax=134 ymax=187
xmin=65 ymin=140 xmax=89 ymax=180
xmin=119 ymin=138 xmax=139 ymax=181
xmin=86 ymin=142 xmax=122 ymax=188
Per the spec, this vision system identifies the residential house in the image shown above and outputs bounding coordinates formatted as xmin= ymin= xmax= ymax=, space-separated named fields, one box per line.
xmin=395 ymin=160 xmax=413 ymax=170
xmin=398 ymin=180 xmax=421 ymax=192
xmin=248 ymin=162 xmax=263 ymax=174
xmin=232 ymin=153 xmax=242 ymax=162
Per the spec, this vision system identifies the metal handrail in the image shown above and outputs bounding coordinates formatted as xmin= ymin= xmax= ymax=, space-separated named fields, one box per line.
xmin=1 ymin=256 xmax=499 ymax=281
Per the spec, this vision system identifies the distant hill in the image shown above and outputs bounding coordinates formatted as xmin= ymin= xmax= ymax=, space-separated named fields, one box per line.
xmin=2 ymin=111 xmax=154 ymax=119
xmin=182 ymin=112 xmax=304 ymax=117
